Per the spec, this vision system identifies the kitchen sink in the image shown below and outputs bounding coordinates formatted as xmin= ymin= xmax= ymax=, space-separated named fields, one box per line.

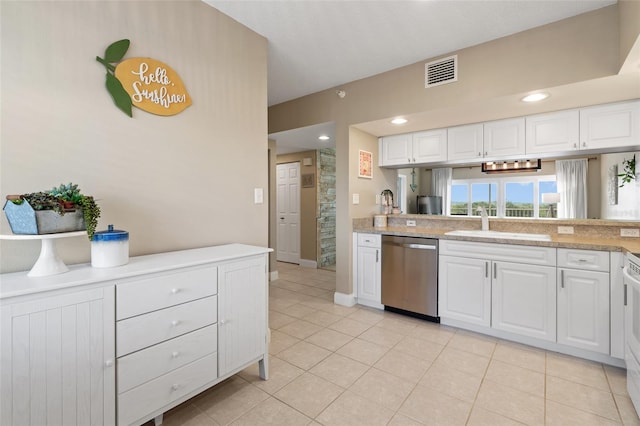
xmin=444 ymin=229 xmax=552 ymax=241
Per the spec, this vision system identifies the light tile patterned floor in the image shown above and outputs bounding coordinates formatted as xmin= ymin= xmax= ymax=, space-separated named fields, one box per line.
xmin=147 ymin=262 xmax=640 ymax=426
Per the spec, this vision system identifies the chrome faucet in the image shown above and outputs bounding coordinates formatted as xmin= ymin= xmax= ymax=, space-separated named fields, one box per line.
xmin=477 ymin=206 xmax=489 ymax=231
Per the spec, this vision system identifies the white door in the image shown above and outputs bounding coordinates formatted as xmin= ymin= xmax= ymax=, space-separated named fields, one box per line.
xmin=412 ymin=129 xmax=447 ymax=163
xmin=447 ymin=124 xmax=484 ymax=162
xmin=277 ymin=162 xmax=300 ymax=264
xmin=438 ymin=255 xmax=491 ymax=326
xmin=525 ymin=109 xmax=580 ymax=154
xmin=218 ymin=255 xmax=267 ymax=377
xmin=379 ymin=134 xmax=412 ymax=166
xmin=557 ymin=268 xmax=610 ymax=354
xmin=483 ymin=117 xmax=526 ymax=159
xmin=357 ymin=246 xmax=381 ymax=307
xmin=580 ymin=100 xmax=640 ymax=150
xmin=492 ymin=261 xmax=556 ymax=341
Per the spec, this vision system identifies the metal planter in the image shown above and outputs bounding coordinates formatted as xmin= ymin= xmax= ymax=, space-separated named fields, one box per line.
xmin=3 ymin=200 xmax=86 ymax=235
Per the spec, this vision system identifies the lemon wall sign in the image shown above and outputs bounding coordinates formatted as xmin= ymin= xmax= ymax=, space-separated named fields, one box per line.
xmin=96 ymin=39 xmax=192 ymax=117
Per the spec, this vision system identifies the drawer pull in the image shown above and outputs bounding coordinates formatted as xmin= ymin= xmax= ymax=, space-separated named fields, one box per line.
xmin=171 ymin=320 xmax=181 ymax=327
xmin=171 ymin=383 xmax=181 ymax=391
xmin=220 ymin=319 xmax=226 ymax=326
xmin=577 ymin=259 xmax=588 ymax=263
xmin=171 ymin=351 xmax=180 ymax=358
xmin=104 ymin=359 xmax=114 ymax=367
xmin=171 ymin=288 xmax=180 ymax=294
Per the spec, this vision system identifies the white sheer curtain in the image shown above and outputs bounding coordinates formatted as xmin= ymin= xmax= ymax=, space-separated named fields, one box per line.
xmin=431 ymin=167 xmax=453 ymax=215
xmin=556 ymin=159 xmax=588 ymax=219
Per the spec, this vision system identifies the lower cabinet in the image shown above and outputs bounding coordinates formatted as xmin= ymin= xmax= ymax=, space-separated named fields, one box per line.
xmin=438 ymin=255 xmax=491 ymax=326
xmin=0 ymin=287 xmax=116 ymax=426
xmin=557 ymin=248 xmax=611 ymax=354
xmin=492 ymin=261 xmax=556 ymax=341
xmin=355 ymin=233 xmax=382 ymax=309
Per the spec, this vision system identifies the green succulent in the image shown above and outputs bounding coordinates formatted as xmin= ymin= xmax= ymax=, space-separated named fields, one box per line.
xmin=49 ymin=183 xmax=83 ymax=204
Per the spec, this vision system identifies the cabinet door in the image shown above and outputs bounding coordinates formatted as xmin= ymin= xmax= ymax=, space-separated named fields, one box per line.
xmin=580 ymin=100 xmax=640 ymax=150
xmin=218 ymin=255 xmax=267 ymax=377
xmin=525 ymin=109 xmax=580 ymax=155
xmin=412 ymin=129 xmax=447 ymax=163
xmin=557 ymin=268 xmax=610 ymax=354
xmin=447 ymin=123 xmax=484 ymax=162
xmin=379 ymin=134 xmax=412 ymax=166
xmin=492 ymin=262 xmax=556 ymax=341
xmin=438 ymin=255 xmax=491 ymax=326
xmin=483 ymin=117 xmax=526 ymax=159
xmin=357 ymin=246 xmax=381 ymax=308
xmin=0 ymin=287 xmax=115 ymax=426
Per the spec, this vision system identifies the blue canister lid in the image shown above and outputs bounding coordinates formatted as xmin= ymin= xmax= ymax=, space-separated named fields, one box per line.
xmin=92 ymin=224 xmax=129 ymax=242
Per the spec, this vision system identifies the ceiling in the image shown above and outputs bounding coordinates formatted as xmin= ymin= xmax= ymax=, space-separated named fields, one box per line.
xmin=204 ymin=0 xmax=618 ymax=153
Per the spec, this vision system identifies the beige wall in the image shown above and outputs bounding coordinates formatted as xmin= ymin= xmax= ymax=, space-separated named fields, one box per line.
xmin=277 ymin=151 xmax=318 ymax=263
xmin=267 ymin=5 xmax=639 ymax=297
xmin=619 ymin=0 xmax=640 ymax=68
xmin=0 ymin=1 xmax=268 ymax=273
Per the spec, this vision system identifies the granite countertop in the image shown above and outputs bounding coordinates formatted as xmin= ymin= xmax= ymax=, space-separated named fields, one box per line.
xmin=354 ymin=225 xmax=640 ymax=254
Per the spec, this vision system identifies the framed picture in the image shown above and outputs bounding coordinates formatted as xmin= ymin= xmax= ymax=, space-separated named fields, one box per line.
xmin=302 ymin=173 xmax=314 ymax=188
xmin=359 ymin=150 xmax=373 ymax=179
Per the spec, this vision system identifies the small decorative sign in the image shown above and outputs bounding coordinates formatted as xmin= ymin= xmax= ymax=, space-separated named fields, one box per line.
xmin=96 ymin=39 xmax=192 ymax=117
xmin=302 ymin=174 xmax=315 ymax=188
xmin=359 ymin=150 xmax=373 ymax=179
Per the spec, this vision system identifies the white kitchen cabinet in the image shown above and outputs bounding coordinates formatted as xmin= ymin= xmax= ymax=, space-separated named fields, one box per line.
xmin=580 ymin=100 xmax=640 ymax=150
xmin=355 ymin=233 xmax=382 ymax=309
xmin=439 ymin=240 xmax=556 ymax=341
xmin=379 ymin=129 xmax=447 ymax=166
xmin=557 ymin=248 xmax=610 ymax=355
xmin=438 ymin=255 xmax=491 ymax=326
xmin=447 ymin=123 xmax=484 ymax=162
xmin=0 ymin=287 xmax=116 ymax=426
xmin=218 ymin=255 xmax=268 ymax=377
xmin=525 ymin=109 xmax=580 ymax=155
xmin=492 ymin=261 xmax=557 ymax=341
xmin=483 ymin=117 xmax=526 ymax=159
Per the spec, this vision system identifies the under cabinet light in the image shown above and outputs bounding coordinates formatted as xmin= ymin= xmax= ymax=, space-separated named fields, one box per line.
xmin=482 ymin=159 xmax=541 ymax=174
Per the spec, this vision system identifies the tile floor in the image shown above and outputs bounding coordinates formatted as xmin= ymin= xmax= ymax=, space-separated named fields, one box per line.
xmin=148 ymin=262 xmax=640 ymax=426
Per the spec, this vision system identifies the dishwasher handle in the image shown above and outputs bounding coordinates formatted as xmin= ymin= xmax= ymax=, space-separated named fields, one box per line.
xmin=385 ymin=241 xmax=437 ymax=250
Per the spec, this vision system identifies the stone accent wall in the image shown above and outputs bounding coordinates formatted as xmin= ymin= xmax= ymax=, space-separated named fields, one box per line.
xmin=318 ymin=148 xmax=336 ymax=267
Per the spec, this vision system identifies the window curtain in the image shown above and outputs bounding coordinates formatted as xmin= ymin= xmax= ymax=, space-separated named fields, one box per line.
xmin=556 ymin=159 xmax=588 ymax=219
xmin=431 ymin=167 xmax=452 ymax=215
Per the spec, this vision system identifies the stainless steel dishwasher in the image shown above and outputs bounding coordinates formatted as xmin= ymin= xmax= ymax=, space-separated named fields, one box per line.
xmin=381 ymin=235 xmax=438 ymax=320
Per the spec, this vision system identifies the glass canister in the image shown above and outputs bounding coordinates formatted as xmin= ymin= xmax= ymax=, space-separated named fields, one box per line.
xmin=91 ymin=224 xmax=129 ymax=268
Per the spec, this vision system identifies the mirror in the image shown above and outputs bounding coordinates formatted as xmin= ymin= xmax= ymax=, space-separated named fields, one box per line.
xmin=397 ymin=150 xmax=640 ymax=221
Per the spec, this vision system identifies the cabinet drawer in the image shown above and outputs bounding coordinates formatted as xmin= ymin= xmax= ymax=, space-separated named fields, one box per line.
xmin=117 ymin=325 xmax=217 ymax=393
xmin=358 ymin=233 xmax=381 ymax=248
xmin=117 ymin=353 xmax=218 ymax=426
xmin=558 ymin=248 xmax=609 ymax=272
xmin=440 ymin=240 xmax=556 ymax=266
xmin=117 ymin=296 xmax=217 ymax=357
xmin=117 ymin=266 xmax=217 ymax=320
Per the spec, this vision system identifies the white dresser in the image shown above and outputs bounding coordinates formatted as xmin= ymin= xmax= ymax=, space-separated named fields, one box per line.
xmin=0 ymin=244 xmax=270 ymax=426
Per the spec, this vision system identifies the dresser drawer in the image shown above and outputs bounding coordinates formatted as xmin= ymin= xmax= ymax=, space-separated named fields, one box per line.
xmin=117 ymin=266 xmax=218 ymax=320
xmin=117 ymin=353 xmax=218 ymax=426
xmin=558 ymin=248 xmax=609 ymax=272
xmin=117 ymin=296 xmax=217 ymax=357
xmin=358 ymin=233 xmax=381 ymax=248
xmin=117 ymin=325 xmax=217 ymax=393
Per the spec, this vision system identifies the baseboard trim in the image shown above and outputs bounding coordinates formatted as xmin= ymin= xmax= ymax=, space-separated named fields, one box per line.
xmin=269 ymin=271 xmax=279 ymax=281
xmin=334 ymin=292 xmax=356 ymax=307
xmin=299 ymin=259 xmax=317 ymax=269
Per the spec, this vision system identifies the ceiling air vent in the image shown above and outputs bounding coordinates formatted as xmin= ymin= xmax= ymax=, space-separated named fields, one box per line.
xmin=425 ymin=55 xmax=457 ymax=88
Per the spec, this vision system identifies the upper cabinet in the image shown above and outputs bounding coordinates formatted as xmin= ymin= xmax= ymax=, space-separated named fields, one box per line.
xmin=579 ymin=100 xmax=640 ymax=150
xmin=483 ymin=117 xmax=526 ymax=159
xmin=447 ymin=124 xmax=484 ymax=161
xmin=525 ymin=109 xmax=580 ymax=155
xmin=379 ymin=129 xmax=446 ymax=166
xmin=378 ymin=99 xmax=640 ymax=168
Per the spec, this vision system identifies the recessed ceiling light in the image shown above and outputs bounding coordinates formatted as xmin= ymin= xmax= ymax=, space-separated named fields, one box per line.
xmin=521 ymin=92 xmax=549 ymax=103
xmin=318 ymin=135 xmax=330 ymax=141
xmin=391 ymin=117 xmax=408 ymax=125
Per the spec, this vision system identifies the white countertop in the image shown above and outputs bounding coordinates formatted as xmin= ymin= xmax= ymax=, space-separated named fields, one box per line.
xmin=0 ymin=244 xmax=272 ymax=300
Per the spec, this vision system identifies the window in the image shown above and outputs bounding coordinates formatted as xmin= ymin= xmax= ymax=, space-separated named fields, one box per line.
xmin=450 ymin=175 xmax=556 ymax=219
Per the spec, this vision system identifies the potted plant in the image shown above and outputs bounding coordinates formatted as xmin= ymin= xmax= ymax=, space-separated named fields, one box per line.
xmin=4 ymin=183 xmax=101 ymax=239
xmin=618 ymin=154 xmax=637 ymax=187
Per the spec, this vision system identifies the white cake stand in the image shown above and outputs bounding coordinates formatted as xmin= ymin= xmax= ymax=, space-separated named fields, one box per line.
xmin=0 ymin=231 xmax=87 ymax=277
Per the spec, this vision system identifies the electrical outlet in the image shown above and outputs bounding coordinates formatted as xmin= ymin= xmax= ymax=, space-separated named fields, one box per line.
xmin=406 ymin=220 xmax=416 ymax=227
xmin=621 ymin=228 xmax=640 ymax=238
xmin=557 ymin=226 xmax=574 ymax=235
xmin=352 ymin=193 xmax=360 ymax=204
